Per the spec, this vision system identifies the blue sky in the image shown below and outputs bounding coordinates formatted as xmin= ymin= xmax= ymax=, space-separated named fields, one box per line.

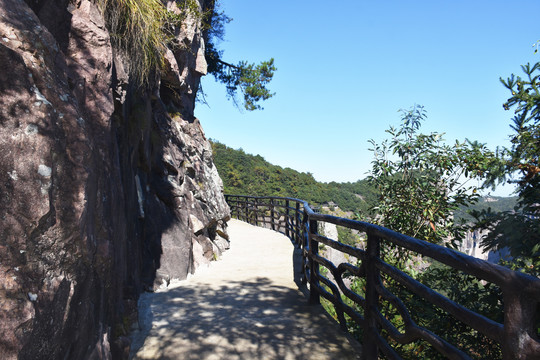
xmin=195 ymin=0 xmax=540 ymax=196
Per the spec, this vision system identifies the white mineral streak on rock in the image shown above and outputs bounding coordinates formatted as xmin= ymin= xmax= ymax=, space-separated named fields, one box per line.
xmin=37 ymin=164 xmax=51 ymax=177
xmin=32 ymin=86 xmax=51 ymax=106
xmin=135 ymin=174 xmax=145 ymax=218
xmin=195 ymin=39 xmax=207 ymax=75
xmin=189 ymin=214 xmax=205 ymax=234
xmin=25 ymin=123 xmax=38 ymax=135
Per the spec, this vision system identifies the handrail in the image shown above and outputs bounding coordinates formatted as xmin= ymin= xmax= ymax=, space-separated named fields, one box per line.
xmin=225 ymin=194 xmax=540 ymax=360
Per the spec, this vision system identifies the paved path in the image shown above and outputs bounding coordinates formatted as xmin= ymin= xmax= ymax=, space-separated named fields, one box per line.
xmin=130 ymin=219 xmax=361 ymax=359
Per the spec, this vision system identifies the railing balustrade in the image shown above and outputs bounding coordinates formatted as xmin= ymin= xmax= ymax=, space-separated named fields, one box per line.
xmin=225 ymin=194 xmax=540 ymax=360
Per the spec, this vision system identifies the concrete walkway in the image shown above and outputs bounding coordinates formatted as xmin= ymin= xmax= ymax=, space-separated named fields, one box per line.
xmin=130 ymin=219 xmax=361 ymax=359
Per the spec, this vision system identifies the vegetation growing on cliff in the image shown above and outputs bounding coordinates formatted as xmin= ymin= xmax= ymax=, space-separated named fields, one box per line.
xmin=453 ymin=196 xmax=517 ymax=221
xmin=97 ymin=0 xmax=276 ymax=110
xmin=474 ymin=62 xmax=540 ymax=276
xmin=205 ymin=55 xmax=276 ymax=111
xmin=97 ymin=0 xmax=169 ymax=86
xmin=203 ymin=2 xmax=276 ymax=110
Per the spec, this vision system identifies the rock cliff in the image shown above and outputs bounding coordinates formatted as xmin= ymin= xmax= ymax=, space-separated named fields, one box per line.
xmin=0 ymin=0 xmax=229 ymax=358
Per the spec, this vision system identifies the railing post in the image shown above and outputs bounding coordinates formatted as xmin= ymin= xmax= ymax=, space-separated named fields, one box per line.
xmin=300 ymin=213 xmax=308 ymax=286
xmin=270 ymin=198 xmax=276 ymax=231
xmin=240 ymin=197 xmax=245 ymax=222
xmin=254 ymin=197 xmax=259 ymax=226
xmin=246 ymin=197 xmax=249 ymax=222
xmin=285 ymin=200 xmax=290 ymax=239
xmin=230 ymin=196 xmax=236 ymax=219
xmin=364 ymin=232 xmax=380 ymax=360
xmin=248 ymin=198 xmax=257 ymax=225
xmin=295 ymin=202 xmax=301 ymax=247
xmin=502 ymin=290 xmax=537 ymax=360
xmin=254 ymin=198 xmax=258 ymax=225
xmin=225 ymin=195 xmax=232 ymax=218
xmin=308 ymin=218 xmax=320 ymax=305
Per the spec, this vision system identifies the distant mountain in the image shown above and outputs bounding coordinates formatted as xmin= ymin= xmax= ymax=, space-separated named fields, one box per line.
xmin=455 ymin=196 xmax=518 ymax=222
xmin=210 ymin=141 xmax=378 ymax=214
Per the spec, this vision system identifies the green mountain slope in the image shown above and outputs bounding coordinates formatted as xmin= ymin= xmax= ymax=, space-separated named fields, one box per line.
xmin=454 ymin=196 xmax=518 ymax=222
xmin=210 ymin=141 xmax=378 ymax=214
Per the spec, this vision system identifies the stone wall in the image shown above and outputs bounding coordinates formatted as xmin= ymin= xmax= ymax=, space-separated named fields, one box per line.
xmin=0 ymin=0 xmax=229 ymax=358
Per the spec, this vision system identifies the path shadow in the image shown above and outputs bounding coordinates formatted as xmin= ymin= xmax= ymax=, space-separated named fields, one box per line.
xmin=130 ymin=277 xmax=361 ymax=360
xmin=292 ymin=243 xmax=310 ymax=299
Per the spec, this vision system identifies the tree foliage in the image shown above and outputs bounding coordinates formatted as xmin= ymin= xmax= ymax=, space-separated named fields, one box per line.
xmin=204 ymin=2 xmax=276 ymax=111
xmin=206 ymin=51 xmax=276 ymax=111
xmin=359 ymin=106 xmax=505 ymax=358
xmin=474 ymin=62 xmax=540 ymax=275
xmin=367 ymin=105 xmax=494 ymax=247
xmin=97 ymin=0 xmax=276 ymax=107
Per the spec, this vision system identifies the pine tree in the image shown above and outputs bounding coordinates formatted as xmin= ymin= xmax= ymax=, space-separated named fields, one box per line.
xmin=475 ymin=62 xmax=540 ymax=275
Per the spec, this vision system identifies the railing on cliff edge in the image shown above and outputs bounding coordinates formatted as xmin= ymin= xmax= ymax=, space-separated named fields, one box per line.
xmin=224 ymin=194 xmax=540 ymax=360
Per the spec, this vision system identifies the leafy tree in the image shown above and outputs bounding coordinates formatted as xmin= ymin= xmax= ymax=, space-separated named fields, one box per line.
xmin=367 ymin=105 xmax=494 ymax=248
xmin=474 ymin=62 xmax=540 ymax=276
xmin=364 ymin=105 xmax=502 ymax=358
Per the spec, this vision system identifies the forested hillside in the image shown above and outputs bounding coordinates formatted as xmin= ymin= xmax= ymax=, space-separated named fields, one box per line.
xmin=211 ymin=141 xmax=378 ymax=213
xmin=211 ymin=141 xmax=517 ymax=220
xmin=454 ymin=196 xmax=518 ymax=221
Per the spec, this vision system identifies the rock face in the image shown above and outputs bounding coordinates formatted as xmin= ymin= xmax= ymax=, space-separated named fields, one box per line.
xmin=0 ymin=0 xmax=229 ymax=359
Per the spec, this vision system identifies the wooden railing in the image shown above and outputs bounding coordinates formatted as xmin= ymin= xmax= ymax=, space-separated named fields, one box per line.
xmin=224 ymin=194 xmax=540 ymax=360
